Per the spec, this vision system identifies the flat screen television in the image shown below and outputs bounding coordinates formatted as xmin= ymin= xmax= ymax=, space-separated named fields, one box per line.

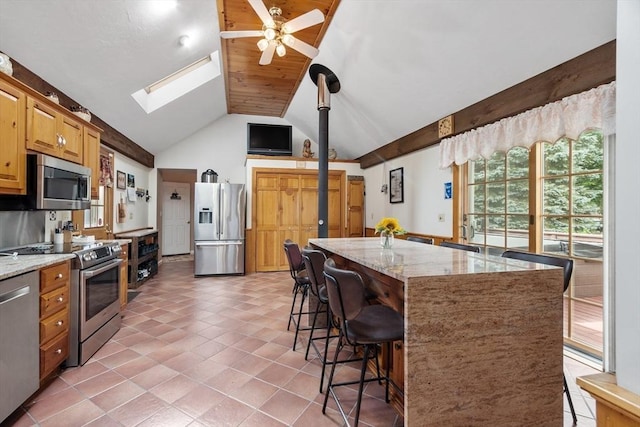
xmin=247 ymin=123 xmax=292 ymax=156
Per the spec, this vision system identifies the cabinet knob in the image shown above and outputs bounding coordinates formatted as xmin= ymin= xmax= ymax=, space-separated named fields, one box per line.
xmin=56 ymin=320 xmax=64 ymax=327
xmin=5 ymin=161 xmax=10 ymax=167
xmin=56 ymin=273 xmax=63 ymax=279
xmin=56 ymin=296 xmax=64 ymax=303
xmin=394 ymin=342 xmax=402 ymax=350
xmin=55 ymin=348 xmax=62 ymax=354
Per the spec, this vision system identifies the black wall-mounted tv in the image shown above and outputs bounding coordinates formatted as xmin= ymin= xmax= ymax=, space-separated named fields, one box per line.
xmin=247 ymin=123 xmax=293 ymax=156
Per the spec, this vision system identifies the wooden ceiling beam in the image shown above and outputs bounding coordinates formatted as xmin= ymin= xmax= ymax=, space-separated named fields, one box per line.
xmin=358 ymin=40 xmax=616 ymax=169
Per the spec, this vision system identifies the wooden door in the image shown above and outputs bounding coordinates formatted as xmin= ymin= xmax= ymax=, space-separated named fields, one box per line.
xmin=347 ymin=176 xmax=365 ymax=237
xmin=255 ymin=174 xmax=280 ymax=271
xmin=59 ymin=114 xmax=83 ymax=164
xmin=0 ymin=80 xmax=26 ymax=194
xmin=26 ymin=97 xmax=59 ymax=156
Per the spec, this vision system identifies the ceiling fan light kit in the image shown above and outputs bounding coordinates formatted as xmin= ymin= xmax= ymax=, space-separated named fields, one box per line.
xmin=220 ymin=1 xmax=324 ymax=65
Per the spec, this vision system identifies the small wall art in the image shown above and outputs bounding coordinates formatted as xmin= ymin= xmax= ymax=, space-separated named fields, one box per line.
xmin=116 ymin=170 xmax=126 ymax=190
xmin=127 ymin=173 xmax=135 ymax=188
xmin=389 ymin=167 xmax=404 ymax=204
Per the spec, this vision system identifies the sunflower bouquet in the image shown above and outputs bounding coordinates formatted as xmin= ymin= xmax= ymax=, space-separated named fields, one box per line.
xmin=375 ymin=217 xmax=406 ymax=249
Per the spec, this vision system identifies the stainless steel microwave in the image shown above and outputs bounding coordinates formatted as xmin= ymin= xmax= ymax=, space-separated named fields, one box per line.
xmin=0 ymin=154 xmax=91 ymax=210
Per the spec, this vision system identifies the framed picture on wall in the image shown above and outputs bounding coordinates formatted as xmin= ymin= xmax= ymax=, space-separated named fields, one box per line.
xmin=116 ymin=170 xmax=126 ymax=190
xmin=389 ymin=167 xmax=404 ymax=204
xmin=127 ymin=173 xmax=135 ymax=188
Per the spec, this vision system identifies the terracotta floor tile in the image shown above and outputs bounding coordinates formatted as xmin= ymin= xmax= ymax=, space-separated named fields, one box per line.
xmin=173 ymin=384 xmax=226 ymax=418
xmin=107 ymin=392 xmax=168 ymax=426
xmin=131 ymin=364 xmax=179 ymax=389
xmin=39 ymin=400 xmax=104 ymax=427
xmin=259 ymin=389 xmax=311 ymax=425
xmin=97 ymin=348 xmax=144 ymax=369
xmin=74 ymin=369 xmax=127 ymax=397
xmin=136 ymin=406 xmax=195 ymax=427
xmin=256 ymin=362 xmax=299 ymax=388
xmin=60 ymin=360 xmax=109 ymax=385
xmin=149 ymin=374 xmax=200 ymax=403
xmin=239 ymin=411 xmax=288 ymax=427
xmin=25 ymin=386 xmax=86 ymax=423
xmin=206 ymin=367 xmax=253 ymax=395
xmin=198 ymin=397 xmax=254 ymax=426
xmin=228 ymin=378 xmax=279 ymax=408
xmin=90 ymin=380 xmax=146 ymax=412
xmin=113 ymin=355 xmax=158 ymax=378
xmin=230 ymin=353 xmax=272 ymax=377
xmin=82 ymin=414 xmax=123 ymax=427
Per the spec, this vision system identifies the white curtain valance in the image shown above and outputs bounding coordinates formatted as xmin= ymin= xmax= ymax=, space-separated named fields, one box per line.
xmin=439 ymin=81 xmax=616 ymax=168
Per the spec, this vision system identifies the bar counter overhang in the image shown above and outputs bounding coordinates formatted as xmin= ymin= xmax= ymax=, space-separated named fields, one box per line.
xmin=308 ymin=237 xmax=564 ymax=426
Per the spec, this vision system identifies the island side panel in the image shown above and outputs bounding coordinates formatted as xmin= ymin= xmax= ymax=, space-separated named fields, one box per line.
xmin=404 ymin=269 xmax=564 ymax=426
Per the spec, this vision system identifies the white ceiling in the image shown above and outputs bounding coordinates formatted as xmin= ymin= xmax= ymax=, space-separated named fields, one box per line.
xmin=0 ymin=0 xmax=617 ymax=160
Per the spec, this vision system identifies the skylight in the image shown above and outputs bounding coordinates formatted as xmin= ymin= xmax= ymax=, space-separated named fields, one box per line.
xmin=132 ymin=51 xmax=220 ymax=114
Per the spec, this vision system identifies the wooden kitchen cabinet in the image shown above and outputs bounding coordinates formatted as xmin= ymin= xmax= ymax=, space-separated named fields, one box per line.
xmin=26 ymin=96 xmax=83 ymax=164
xmin=115 ymin=230 xmax=158 ymax=288
xmin=84 ymin=126 xmax=100 ymax=199
xmin=39 ymin=260 xmax=70 ymax=381
xmin=119 ymin=243 xmax=129 ymax=310
xmin=0 ymin=78 xmax=26 ymax=194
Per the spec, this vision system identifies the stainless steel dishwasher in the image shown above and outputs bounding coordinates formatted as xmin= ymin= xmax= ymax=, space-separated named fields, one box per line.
xmin=0 ymin=271 xmax=39 ymax=423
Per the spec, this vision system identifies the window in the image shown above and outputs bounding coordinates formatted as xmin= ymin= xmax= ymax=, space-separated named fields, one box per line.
xmin=463 ymin=130 xmax=605 ymax=357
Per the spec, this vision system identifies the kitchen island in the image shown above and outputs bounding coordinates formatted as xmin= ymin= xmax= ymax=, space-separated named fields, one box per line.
xmin=309 ymin=237 xmax=564 ymax=426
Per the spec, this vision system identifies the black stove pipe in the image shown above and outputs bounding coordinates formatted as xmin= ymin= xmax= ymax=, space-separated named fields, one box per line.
xmin=309 ymin=65 xmax=340 ymax=238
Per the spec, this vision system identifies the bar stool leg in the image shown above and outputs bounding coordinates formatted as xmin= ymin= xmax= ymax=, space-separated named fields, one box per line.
xmin=287 ymin=282 xmax=301 ymax=331
xmin=292 ymin=284 xmax=308 ymax=351
xmin=564 ymin=373 xmax=577 ymax=424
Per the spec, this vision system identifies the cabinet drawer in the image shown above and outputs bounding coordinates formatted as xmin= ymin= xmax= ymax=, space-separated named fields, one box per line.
xmin=40 ymin=307 xmax=69 ymax=343
xmin=40 ymin=332 xmax=68 ymax=379
xmin=40 ymin=262 xmax=70 ymax=294
xmin=40 ymin=286 xmax=69 ymax=318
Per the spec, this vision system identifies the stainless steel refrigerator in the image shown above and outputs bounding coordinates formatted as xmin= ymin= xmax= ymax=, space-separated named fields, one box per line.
xmin=194 ymin=183 xmax=245 ymax=275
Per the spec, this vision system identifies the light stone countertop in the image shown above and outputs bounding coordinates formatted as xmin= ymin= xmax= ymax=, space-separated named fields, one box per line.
xmin=114 ymin=229 xmax=157 ymax=239
xmin=308 ymin=237 xmax=558 ymax=281
xmin=0 ymin=253 xmax=75 ymax=280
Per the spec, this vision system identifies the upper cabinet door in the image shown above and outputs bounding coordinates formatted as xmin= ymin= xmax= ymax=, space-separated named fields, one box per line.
xmin=59 ymin=114 xmax=83 ymax=164
xmin=83 ymin=127 xmax=100 ymax=199
xmin=0 ymin=80 xmax=26 ymax=194
xmin=26 ymin=96 xmax=84 ymax=164
xmin=26 ymin=97 xmax=59 ymax=157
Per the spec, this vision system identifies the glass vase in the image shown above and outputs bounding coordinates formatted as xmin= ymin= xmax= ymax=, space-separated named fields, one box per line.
xmin=380 ymin=231 xmax=394 ymax=249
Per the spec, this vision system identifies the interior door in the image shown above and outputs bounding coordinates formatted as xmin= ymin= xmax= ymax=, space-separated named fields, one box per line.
xmin=347 ymin=176 xmax=365 ymax=237
xmin=162 ymin=182 xmax=191 ymax=255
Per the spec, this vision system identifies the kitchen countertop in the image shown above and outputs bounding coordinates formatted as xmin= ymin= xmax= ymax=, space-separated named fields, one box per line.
xmin=0 ymin=253 xmax=76 ymax=280
xmin=114 ymin=229 xmax=157 ymax=238
xmin=0 ymin=239 xmax=132 ymax=280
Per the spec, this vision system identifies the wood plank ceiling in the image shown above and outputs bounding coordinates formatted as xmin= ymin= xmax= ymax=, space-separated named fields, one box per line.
xmin=216 ymin=0 xmax=340 ymax=117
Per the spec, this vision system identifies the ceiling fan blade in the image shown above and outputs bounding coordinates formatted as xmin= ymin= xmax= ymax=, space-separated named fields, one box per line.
xmin=282 ymin=35 xmax=319 ymax=59
xmin=259 ymin=42 xmax=276 ymax=65
xmin=220 ymin=30 xmax=264 ymax=39
xmin=247 ymin=0 xmax=274 ymax=26
xmin=282 ymin=9 xmax=324 ymax=34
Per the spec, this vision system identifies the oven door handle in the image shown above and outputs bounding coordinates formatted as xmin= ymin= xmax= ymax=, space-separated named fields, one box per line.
xmin=82 ymin=258 xmax=122 ymax=277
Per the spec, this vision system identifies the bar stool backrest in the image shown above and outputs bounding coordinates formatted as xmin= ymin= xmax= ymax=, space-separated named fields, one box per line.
xmin=284 ymin=239 xmax=305 ymax=279
xmin=501 ymin=250 xmax=573 ymax=292
xmin=323 ymin=259 xmax=368 ymax=344
xmin=406 ymin=236 xmax=433 ymax=244
xmin=439 ymin=241 xmax=481 ymax=253
xmin=301 ymin=248 xmax=327 ymax=297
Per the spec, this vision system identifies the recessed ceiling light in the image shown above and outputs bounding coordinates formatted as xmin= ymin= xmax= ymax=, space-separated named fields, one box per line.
xmin=179 ymin=35 xmax=191 ymax=47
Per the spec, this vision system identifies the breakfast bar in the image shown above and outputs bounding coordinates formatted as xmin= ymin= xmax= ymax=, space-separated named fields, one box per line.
xmin=309 ymin=237 xmax=565 ymax=426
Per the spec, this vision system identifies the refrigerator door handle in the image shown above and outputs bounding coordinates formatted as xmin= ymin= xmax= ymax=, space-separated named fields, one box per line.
xmin=219 ymin=187 xmax=224 ymax=237
xmin=196 ymin=241 xmax=243 ymax=247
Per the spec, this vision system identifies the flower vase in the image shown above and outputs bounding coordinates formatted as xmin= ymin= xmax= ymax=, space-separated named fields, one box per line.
xmin=380 ymin=231 xmax=394 ymax=249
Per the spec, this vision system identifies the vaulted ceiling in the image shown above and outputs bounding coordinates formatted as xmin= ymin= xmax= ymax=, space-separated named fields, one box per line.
xmin=0 ymin=0 xmax=617 ymax=163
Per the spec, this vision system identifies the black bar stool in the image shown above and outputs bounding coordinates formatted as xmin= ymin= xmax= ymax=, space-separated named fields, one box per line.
xmin=322 ymin=258 xmax=404 ymax=427
xmin=406 ymin=236 xmax=433 ymax=244
xmin=501 ymin=250 xmax=577 ymax=424
xmin=283 ymin=239 xmax=312 ymax=351
xmin=439 ymin=241 xmax=481 ymax=252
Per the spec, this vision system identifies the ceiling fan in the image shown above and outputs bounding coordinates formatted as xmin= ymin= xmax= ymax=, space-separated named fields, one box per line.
xmin=220 ymin=0 xmax=325 ymax=66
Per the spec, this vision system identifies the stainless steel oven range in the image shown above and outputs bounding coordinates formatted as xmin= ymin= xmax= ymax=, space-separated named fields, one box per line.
xmin=67 ymin=242 xmax=122 ymax=367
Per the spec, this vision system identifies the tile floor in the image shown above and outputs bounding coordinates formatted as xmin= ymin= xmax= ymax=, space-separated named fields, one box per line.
xmin=4 ymin=260 xmax=599 ymax=426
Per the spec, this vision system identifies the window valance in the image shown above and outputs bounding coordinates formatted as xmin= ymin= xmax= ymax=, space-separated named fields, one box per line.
xmin=439 ymin=81 xmax=616 ymax=168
